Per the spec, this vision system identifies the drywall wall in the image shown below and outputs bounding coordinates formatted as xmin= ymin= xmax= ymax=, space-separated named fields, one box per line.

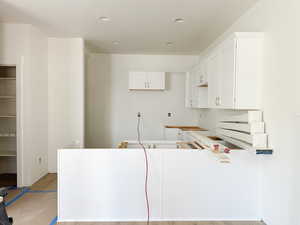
xmin=48 ymin=38 xmax=85 ymax=173
xmin=0 ymin=23 xmax=48 ymax=186
xmin=86 ymin=54 xmax=199 ymax=148
xmin=198 ymin=1 xmax=300 ymax=224
xmin=23 ymin=25 xmax=48 ymax=185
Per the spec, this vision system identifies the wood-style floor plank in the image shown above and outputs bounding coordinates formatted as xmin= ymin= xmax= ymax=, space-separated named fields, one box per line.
xmin=59 ymin=221 xmax=265 ymax=225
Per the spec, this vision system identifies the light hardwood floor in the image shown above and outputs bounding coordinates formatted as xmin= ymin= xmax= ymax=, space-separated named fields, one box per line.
xmin=6 ymin=174 xmax=57 ymax=225
xmin=5 ymin=174 xmax=265 ymax=225
xmin=60 ymin=222 xmax=265 ymax=225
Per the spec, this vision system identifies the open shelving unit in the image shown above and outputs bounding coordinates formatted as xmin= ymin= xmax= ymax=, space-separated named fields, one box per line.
xmin=0 ymin=65 xmax=17 ymax=187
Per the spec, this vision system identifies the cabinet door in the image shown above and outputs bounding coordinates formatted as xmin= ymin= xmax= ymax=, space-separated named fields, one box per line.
xmin=185 ymin=73 xmax=190 ymax=107
xmin=219 ymin=39 xmax=236 ymax=108
xmin=147 ymin=72 xmax=165 ymax=90
xmin=200 ymin=59 xmax=208 ymax=84
xmin=185 ymin=72 xmax=193 ymax=108
xmin=190 ymin=69 xmax=199 ymax=108
xmin=129 ymin=72 xmax=147 ymax=89
xmin=207 ymin=51 xmax=221 ymax=108
xmin=193 ymin=64 xmax=204 ymax=86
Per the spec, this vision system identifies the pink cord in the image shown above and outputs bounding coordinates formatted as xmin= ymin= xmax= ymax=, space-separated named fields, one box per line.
xmin=137 ymin=116 xmax=150 ymax=225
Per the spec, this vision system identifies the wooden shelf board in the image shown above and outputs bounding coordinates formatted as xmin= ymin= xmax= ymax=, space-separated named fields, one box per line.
xmin=0 ymin=115 xmax=16 ymax=118
xmin=165 ymin=125 xmax=208 ymax=131
xmin=0 ymin=96 xmax=16 ymax=99
xmin=0 ymin=135 xmax=16 ymax=137
xmin=0 ymin=77 xmax=16 ymax=80
xmin=196 ymin=82 xmax=208 ymax=87
xmin=0 ymin=151 xmax=16 ymax=157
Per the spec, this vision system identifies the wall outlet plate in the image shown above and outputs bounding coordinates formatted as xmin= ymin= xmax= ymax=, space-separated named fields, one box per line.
xmin=37 ymin=156 xmax=42 ymax=165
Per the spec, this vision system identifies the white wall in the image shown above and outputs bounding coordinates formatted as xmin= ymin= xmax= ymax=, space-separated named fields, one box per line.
xmin=48 ymin=38 xmax=85 ymax=173
xmin=23 ymin=25 xmax=48 ymax=185
xmin=0 ymin=23 xmax=48 ymax=186
xmin=198 ymin=1 xmax=300 ymax=224
xmin=85 ymin=54 xmax=199 ymax=148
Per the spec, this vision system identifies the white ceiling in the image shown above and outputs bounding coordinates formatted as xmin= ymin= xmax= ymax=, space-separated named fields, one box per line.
xmin=0 ymin=0 xmax=259 ymax=54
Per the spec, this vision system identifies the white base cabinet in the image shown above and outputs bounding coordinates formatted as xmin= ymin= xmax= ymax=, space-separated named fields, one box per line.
xmin=58 ymin=149 xmax=261 ymax=222
xmin=207 ymin=33 xmax=263 ymax=110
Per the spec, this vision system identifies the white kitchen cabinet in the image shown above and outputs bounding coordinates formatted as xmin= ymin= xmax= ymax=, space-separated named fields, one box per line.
xmin=185 ymin=64 xmax=208 ymax=109
xmin=207 ymin=50 xmax=221 ymax=108
xmin=196 ymin=59 xmax=208 ymax=87
xmin=185 ymin=72 xmax=197 ymax=108
xmin=207 ymin=33 xmax=263 ymax=109
xmin=129 ymin=71 xmax=165 ymax=90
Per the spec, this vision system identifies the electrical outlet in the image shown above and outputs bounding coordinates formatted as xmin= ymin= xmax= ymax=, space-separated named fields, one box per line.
xmin=168 ymin=112 xmax=172 ymax=117
xmin=137 ymin=112 xmax=141 ymax=117
xmin=37 ymin=156 xmax=42 ymax=165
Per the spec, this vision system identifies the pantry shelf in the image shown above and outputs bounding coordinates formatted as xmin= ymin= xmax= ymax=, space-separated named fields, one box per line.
xmin=0 ymin=77 xmax=16 ymax=80
xmin=0 ymin=115 xmax=16 ymax=118
xmin=0 ymin=151 xmax=16 ymax=157
xmin=0 ymin=96 xmax=16 ymax=99
xmin=0 ymin=134 xmax=16 ymax=137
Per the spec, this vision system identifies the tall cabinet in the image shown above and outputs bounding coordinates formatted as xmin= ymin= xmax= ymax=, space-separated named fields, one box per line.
xmin=0 ymin=65 xmax=17 ymax=187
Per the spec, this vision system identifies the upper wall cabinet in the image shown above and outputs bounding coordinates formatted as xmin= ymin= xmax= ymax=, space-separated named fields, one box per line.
xmin=129 ymin=72 xmax=165 ymax=90
xmin=207 ymin=33 xmax=264 ymax=110
xmin=185 ymin=64 xmax=208 ymax=109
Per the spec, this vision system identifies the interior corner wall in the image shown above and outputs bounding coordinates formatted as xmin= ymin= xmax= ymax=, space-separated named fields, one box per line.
xmin=48 ymin=38 xmax=85 ymax=173
xmin=85 ymin=54 xmax=199 ymax=148
xmin=198 ymin=1 xmax=300 ymax=224
xmin=0 ymin=23 xmax=49 ymax=186
xmin=23 ymin=25 xmax=48 ymax=185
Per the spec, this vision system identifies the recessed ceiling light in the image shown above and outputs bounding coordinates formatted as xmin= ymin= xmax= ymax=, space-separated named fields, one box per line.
xmin=166 ymin=42 xmax=173 ymax=46
xmin=113 ymin=41 xmax=120 ymax=45
xmin=98 ymin=16 xmax=110 ymax=22
xmin=174 ymin=18 xmax=184 ymax=23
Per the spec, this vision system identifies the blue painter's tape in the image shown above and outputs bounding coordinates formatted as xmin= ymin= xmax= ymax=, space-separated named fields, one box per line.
xmin=49 ymin=216 xmax=58 ymax=225
xmin=7 ymin=186 xmax=18 ymax=191
xmin=5 ymin=187 xmax=30 ymax=207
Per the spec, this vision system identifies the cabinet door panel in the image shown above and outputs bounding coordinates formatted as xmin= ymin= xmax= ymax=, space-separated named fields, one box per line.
xmin=219 ymin=39 xmax=236 ymax=108
xmin=201 ymin=59 xmax=208 ymax=84
xmin=147 ymin=72 xmax=165 ymax=90
xmin=185 ymin=71 xmax=196 ymax=108
xmin=207 ymin=52 xmax=221 ymax=108
xmin=129 ymin=72 xmax=147 ymax=89
xmin=185 ymin=73 xmax=192 ymax=108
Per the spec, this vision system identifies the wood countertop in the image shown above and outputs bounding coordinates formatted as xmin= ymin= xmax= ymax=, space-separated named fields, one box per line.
xmin=165 ymin=125 xmax=208 ymax=131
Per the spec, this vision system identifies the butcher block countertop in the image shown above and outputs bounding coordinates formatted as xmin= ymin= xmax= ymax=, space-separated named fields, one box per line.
xmin=165 ymin=125 xmax=208 ymax=131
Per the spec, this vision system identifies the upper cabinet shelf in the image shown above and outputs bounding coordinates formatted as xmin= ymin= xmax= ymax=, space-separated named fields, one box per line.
xmin=196 ymin=82 xmax=208 ymax=87
xmin=129 ymin=72 xmax=165 ymax=90
xmin=207 ymin=32 xmax=264 ymax=110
